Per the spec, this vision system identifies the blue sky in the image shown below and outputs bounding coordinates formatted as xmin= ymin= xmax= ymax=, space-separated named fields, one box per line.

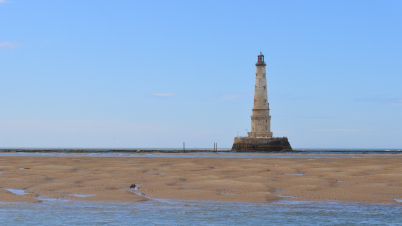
xmin=0 ymin=0 xmax=401 ymax=149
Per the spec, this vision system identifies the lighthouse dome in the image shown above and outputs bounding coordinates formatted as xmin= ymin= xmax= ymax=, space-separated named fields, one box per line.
xmin=256 ymin=52 xmax=266 ymax=66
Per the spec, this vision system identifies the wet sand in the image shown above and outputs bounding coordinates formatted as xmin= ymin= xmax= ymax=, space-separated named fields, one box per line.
xmin=0 ymin=154 xmax=401 ymax=204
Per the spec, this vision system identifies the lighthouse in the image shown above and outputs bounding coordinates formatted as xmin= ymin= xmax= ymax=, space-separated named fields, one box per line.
xmin=232 ymin=52 xmax=292 ymax=152
xmin=249 ymin=52 xmax=273 ymax=139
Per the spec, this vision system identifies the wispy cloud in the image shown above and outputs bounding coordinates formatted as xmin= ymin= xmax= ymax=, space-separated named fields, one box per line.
xmin=191 ymin=131 xmax=222 ymax=134
xmin=0 ymin=42 xmax=22 ymax=50
xmin=149 ymin=93 xmax=176 ymax=97
xmin=210 ymin=93 xmax=252 ymax=101
xmin=0 ymin=0 xmax=10 ymax=3
xmin=310 ymin=129 xmax=373 ymax=132
xmin=357 ymin=97 xmax=402 ymax=106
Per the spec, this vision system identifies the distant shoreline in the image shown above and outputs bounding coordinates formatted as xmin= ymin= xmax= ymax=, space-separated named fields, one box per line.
xmin=0 ymin=148 xmax=401 ymax=154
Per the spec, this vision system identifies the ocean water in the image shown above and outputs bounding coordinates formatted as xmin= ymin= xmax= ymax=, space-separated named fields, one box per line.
xmin=1 ymin=148 xmax=402 ymax=155
xmin=1 ymin=199 xmax=402 ymax=225
xmin=0 ymin=149 xmax=402 ymax=159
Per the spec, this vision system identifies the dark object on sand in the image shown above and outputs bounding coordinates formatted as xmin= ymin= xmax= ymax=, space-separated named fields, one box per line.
xmin=130 ymin=184 xmax=136 ymax=189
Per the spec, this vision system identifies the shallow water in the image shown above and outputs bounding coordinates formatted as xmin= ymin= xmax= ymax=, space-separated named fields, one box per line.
xmin=0 ymin=199 xmax=401 ymax=225
xmin=0 ymin=152 xmax=401 ymax=159
xmin=1 ymin=148 xmax=402 ymax=155
xmin=5 ymin=189 xmax=28 ymax=195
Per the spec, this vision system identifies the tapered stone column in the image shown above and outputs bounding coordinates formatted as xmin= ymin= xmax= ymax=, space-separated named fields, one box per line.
xmin=248 ymin=52 xmax=273 ymax=138
xmin=232 ymin=52 xmax=292 ymax=152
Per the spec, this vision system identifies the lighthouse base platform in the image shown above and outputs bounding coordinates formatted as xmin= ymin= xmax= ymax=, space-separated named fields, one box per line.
xmin=231 ymin=137 xmax=293 ymax=152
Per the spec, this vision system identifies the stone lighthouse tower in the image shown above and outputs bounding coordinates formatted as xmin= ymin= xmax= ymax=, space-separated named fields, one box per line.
xmin=232 ymin=52 xmax=292 ymax=152
xmin=249 ymin=52 xmax=273 ymax=139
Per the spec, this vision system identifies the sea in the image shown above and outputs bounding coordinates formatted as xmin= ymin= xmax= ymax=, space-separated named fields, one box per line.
xmin=1 ymin=149 xmax=401 ymax=225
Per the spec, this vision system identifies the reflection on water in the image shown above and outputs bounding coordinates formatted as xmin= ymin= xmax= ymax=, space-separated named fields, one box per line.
xmin=0 ymin=199 xmax=401 ymax=225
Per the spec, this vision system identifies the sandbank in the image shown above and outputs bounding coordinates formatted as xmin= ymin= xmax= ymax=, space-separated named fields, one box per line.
xmin=0 ymin=154 xmax=401 ymax=204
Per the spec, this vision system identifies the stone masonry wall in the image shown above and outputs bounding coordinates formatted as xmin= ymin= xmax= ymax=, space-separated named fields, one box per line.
xmin=232 ymin=137 xmax=292 ymax=152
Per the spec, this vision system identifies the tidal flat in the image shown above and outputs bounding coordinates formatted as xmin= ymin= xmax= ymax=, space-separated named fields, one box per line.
xmin=0 ymin=154 xmax=401 ymax=204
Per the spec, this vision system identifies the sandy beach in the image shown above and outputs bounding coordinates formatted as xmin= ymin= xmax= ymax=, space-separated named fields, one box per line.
xmin=0 ymin=154 xmax=401 ymax=204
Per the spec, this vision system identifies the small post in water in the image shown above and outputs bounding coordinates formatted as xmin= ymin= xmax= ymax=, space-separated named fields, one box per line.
xmin=183 ymin=142 xmax=185 ymax=151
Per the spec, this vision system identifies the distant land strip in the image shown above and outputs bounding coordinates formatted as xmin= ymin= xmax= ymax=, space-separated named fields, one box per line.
xmin=0 ymin=149 xmax=401 ymax=154
xmin=0 ymin=149 xmax=233 ymax=153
